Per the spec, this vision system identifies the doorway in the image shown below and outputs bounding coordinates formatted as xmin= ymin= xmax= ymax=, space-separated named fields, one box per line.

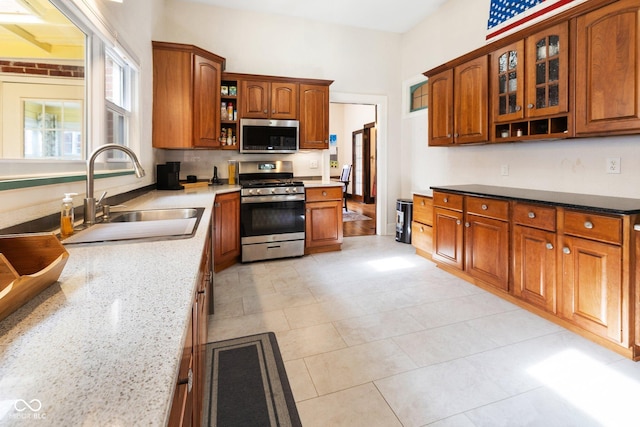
xmin=352 ymin=122 xmax=376 ymax=205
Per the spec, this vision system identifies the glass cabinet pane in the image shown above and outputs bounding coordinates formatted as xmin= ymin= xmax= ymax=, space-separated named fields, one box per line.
xmin=508 ymin=51 xmax=517 ymax=69
xmin=536 ymin=63 xmax=546 ymax=85
xmin=499 ymin=96 xmax=507 ymax=115
xmin=499 ymin=53 xmax=507 ymax=73
xmin=549 ymin=35 xmax=560 ymax=57
xmin=536 ymin=39 xmax=547 ymax=61
xmin=499 ymin=74 xmax=507 ymax=94
xmin=508 ymin=94 xmax=517 ymax=113
xmin=508 ymin=72 xmax=517 ymax=92
xmin=549 ymin=58 xmax=559 ymax=82
xmin=549 ymin=84 xmax=559 ymax=107
xmin=536 ymin=87 xmax=546 ymax=108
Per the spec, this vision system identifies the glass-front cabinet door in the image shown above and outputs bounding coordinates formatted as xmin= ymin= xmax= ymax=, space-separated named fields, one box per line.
xmin=491 ymin=40 xmax=524 ymax=123
xmin=525 ymin=22 xmax=568 ymax=118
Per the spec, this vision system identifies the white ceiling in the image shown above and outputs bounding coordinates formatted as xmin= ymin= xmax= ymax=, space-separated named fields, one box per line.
xmin=178 ymin=0 xmax=449 ymax=33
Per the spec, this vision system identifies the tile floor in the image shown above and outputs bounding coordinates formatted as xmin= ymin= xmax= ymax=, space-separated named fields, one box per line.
xmin=208 ymin=235 xmax=640 ymax=427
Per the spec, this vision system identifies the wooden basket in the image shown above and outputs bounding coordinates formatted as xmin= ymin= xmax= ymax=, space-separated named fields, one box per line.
xmin=0 ymin=233 xmax=69 ymax=322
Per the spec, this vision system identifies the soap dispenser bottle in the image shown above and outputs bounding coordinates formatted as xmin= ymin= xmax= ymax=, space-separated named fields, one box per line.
xmin=60 ymin=193 xmax=78 ymax=238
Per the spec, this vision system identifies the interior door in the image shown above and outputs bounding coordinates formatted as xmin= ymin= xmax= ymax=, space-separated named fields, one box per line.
xmin=364 ymin=122 xmax=376 ymax=204
xmin=351 ymin=130 xmax=364 ymax=203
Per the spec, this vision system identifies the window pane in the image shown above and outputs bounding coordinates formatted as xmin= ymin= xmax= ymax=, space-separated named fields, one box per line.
xmin=106 ymin=55 xmax=124 ymax=106
xmin=23 ymin=100 xmax=82 ymax=160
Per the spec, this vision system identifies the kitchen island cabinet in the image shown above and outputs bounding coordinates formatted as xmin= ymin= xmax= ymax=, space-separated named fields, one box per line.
xmin=429 ymin=184 xmax=640 ymax=360
xmin=411 ymin=194 xmax=433 ymax=258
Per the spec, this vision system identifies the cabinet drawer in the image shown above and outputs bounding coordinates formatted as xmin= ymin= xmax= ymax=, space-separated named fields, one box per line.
xmin=412 ymin=220 xmax=432 ymax=253
xmin=433 ymin=192 xmax=463 ymax=211
xmin=564 ymin=210 xmax=622 ymax=245
xmin=466 ymin=196 xmax=509 ymax=221
xmin=413 ymin=195 xmax=433 ymax=225
xmin=306 ymin=186 xmax=342 ymax=202
xmin=513 ymin=203 xmax=556 ymax=231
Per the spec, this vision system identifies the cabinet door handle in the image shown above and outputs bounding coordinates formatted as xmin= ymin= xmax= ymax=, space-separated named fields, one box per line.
xmin=454 ymin=133 xmax=459 ymax=138
xmin=214 ymin=203 xmax=220 ymax=208
xmin=481 ymin=204 xmax=488 ymax=210
xmin=584 ymin=221 xmax=594 ymax=229
xmin=528 ymin=212 xmax=536 ymax=219
xmin=527 ymin=103 xmax=534 ymax=109
xmin=546 ymin=243 xmax=554 ymax=250
xmin=464 ymin=222 xmax=470 ymax=228
xmin=456 ymin=219 xmax=461 ymax=225
xmin=447 ymin=133 xmax=452 ymax=138
xmin=515 ymin=105 xmax=522 ymax=111
xmin=178 ymin=368 xmax=193 ymax=393
xmin=263 ymin=109 xmax=268 ymax=114
xmin=420 ymin=226 xmax=424 ymax=232
xmin=563 ymin=247 xmax=571 ymax=254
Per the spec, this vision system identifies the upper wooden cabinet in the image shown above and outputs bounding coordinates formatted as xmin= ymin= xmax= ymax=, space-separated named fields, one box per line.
xmin=300 ymin=83 xmax=330 ymax=149
xmin=240 ymin=80 xmax=298 ymax=120
xmin=491 ymin=40 xmax=525 ymax=124
xmin=152 ymin=42 xmax=225 ymax=149
xmin=575 ymin=0 xmax=640 ymax=135
xmin=428 ymin=56 xmax=488 ymax=146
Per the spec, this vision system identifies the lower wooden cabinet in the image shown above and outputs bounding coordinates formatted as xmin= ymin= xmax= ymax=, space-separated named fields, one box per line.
xmin=412 ymin=195 xmax=433 ymax=258
xmin=169 ymin=227 xmax=212 ymax=426
xmin=305 ymin=187 xmax=343 ymax=253
xmin=429 ymin=189 xmax=639 ymax=359
xmin=559 ymin=235 xmax=624 ymax=344
xmin=213 ymin=191 xmax=240 ymax=273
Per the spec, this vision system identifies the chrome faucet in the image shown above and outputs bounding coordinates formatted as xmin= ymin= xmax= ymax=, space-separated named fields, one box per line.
xmin=84 ymin=144 xmax=145 ymax=225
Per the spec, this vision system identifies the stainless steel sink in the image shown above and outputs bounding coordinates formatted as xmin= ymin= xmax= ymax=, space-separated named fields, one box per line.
xmin=62 ymin=207 xmax=205 ymax=245
xmin=109 ymin=208 xmax=200 ymax=223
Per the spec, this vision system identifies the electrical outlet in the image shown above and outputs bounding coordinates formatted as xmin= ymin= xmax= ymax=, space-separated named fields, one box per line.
xmin=500 ymin=164 xmax=509 ymax=176
xmin=310 ymin=160 xmax=318 ymax=169
xmin=606 ymin=157 xmax=621 ymax=174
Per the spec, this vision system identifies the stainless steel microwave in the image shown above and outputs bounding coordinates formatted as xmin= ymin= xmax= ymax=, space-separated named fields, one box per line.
xmin=239 ymin=118 xmax=299 ymax=154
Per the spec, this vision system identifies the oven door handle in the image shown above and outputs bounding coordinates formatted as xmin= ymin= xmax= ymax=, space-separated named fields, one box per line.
xmin=241 ymin=195 xmax=305 ymax=204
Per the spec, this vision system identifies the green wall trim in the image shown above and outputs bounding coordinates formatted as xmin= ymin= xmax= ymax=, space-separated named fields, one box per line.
xmin=0 ymin=171 xmax=134 ymax=191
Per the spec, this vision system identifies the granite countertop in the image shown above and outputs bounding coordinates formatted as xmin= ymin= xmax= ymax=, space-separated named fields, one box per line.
xmin=430 ymin=184 xmax=640 ymax=215
xmin=0 ymin=185 xmax=239 ymax=426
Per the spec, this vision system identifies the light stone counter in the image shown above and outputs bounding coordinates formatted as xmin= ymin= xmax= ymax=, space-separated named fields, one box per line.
xmin=0 ymin=185 xmax=240 ymax=426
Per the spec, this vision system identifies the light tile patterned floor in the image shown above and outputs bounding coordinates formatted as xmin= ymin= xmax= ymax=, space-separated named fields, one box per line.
xmin=209 ymin=235 xmax=640 ymax=427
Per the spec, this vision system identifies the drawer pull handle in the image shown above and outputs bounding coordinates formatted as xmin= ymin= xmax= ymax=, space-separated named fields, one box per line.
xmin=443 ymin=197 xmax=448 ymax=203
xmin=420 ymin=226 xmax=424 ymax=232
xmin=481 ymin=204 xmax=488 ymax=210
xmin=546 ymin=243 xmax=554 ymax=250
xmin=322 ymin=191 xmax=327 ymax=196
xmin=584 ymin=221 xmax=593 ymax=229
xmin=528 ymin=212 xmax=536 ymax=219
xmin=178 ymin=368 xmax=193 ymax=393
xmin=421 ymin=200 xmax=425 ymax=206
xmin=563 ymin=247 xmax=571 ymax=255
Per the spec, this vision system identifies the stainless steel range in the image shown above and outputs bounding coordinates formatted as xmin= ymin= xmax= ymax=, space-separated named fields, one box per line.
xmin=239 ymin=161 xmax=305 ymax=262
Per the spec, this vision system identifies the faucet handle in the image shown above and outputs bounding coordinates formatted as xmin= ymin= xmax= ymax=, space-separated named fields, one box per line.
xmin=96 ymin=191 xmax=108 ymax=206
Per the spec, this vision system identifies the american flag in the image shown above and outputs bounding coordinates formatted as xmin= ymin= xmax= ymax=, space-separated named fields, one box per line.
xmin=487 ymin=0 xmax=585 ymax=42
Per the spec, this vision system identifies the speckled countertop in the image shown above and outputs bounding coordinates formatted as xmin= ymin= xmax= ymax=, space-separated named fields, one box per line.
xmin=0 ymin=185 xmax=239 ymax=426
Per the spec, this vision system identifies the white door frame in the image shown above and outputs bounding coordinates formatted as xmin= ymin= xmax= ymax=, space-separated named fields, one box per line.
xmin=330 ymin=91 xmax=388 ymax=236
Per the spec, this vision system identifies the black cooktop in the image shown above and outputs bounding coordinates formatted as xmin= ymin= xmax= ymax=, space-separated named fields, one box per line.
xmin=240 ymin=178 xmax=303 ymax=188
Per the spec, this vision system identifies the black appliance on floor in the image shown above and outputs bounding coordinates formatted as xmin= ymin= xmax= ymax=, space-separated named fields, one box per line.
xmin=396 ymin=198 xmax=413 ymax=243
xmin=239 ymin=160 xmax=305 ymax=262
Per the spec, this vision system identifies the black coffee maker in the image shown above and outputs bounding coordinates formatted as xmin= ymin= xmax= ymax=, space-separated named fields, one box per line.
xmin=156 ymin=162 xmax=184 ymax=190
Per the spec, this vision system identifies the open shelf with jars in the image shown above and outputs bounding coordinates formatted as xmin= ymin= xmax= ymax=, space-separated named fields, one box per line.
xmin=220 ymin=79 xmax=239 ymax=150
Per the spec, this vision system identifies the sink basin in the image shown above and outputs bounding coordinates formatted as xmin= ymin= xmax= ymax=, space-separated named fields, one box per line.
xmin=62 ymin=207 xmax=205 ymax=245
xmin=109 ymin=208 xmax=200 ymax=223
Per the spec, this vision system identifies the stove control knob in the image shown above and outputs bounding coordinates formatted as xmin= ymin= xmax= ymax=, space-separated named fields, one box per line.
xmin=291 ymin=188 xmax=297 ymax=193
xmin=248 ymin=189 xmax=254 ymax=195
xmin=271 ymin=188 xmax=276 ymax=194
xmin=256 ymin=189 xmax=262 ymax=194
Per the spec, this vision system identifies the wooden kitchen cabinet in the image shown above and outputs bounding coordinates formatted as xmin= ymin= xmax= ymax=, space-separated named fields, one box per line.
xmin=428 ymin=56 xmax=488 ymax=146
xmin=575 ymin=0 xmax=640 ymax=135
xmin=152 ymin=41 xmax=225 ymax=149
xmin=412 ymin=195 xmax=433 ymax=258
xmin=464 ymin=197 xmax=510 ymax=292
xmin=213 ymin=191 xmax=240 ymax=272
xmin=491 ymin=22 xmax=569 ymax=139
xmin=169 ymin=227 xmax=211 ymax=427
xmin=240 ymin=80 xmax=298 ymax=120
xmin=559 ymin=210 xmax=626 ymax=345
xmin=305 ymin=186 xmax=343 ymax=253
xmin=299 ymin=83 xmax=330 ymax=149
xmin=432 ymin=192 xmax=464 ymax=269
xmin=512 ymin=203 xmax=558 ymax=313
